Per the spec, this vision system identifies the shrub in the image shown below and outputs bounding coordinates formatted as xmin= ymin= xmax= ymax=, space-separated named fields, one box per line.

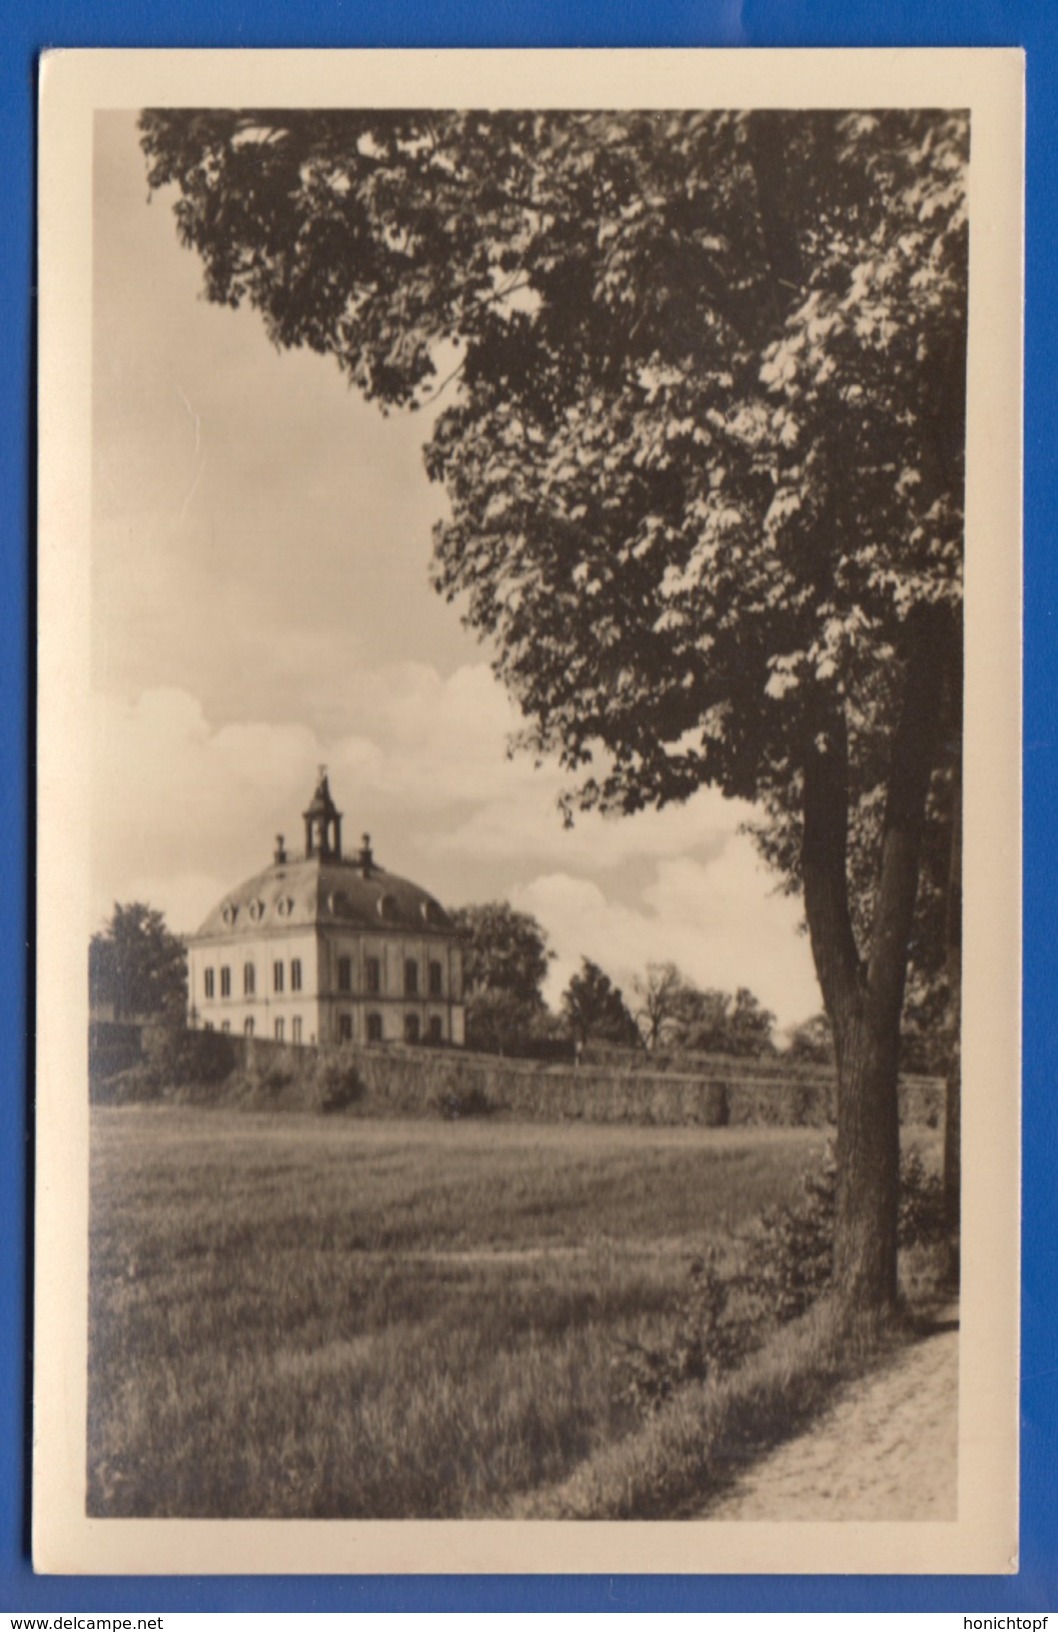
xmin=306 ymin=1053 xmax=363 ymax=1114
xmin=243 ymin=1057 xmax=294 ymax=1099
xmin=612 ymin=1253 xmax=755 ymax=1415
xmin=434 ymin=1083 xmax=493 ymax=1120
xmin=615 ymin=1139 xmax=948 ymax=1420
xmin=740 ymin=1148 xmax=839 ymax=1322
xmin=740 ymin=1141 xmax=948 ymax=1324
xmin=898 ymin=1147 xmax=946 ymax=1247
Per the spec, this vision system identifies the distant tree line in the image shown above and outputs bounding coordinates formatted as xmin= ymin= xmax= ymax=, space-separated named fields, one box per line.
xmin=89 ymin=896 xmax=942 ymax=1072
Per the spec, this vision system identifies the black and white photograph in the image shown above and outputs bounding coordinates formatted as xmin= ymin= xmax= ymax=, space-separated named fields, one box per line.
xmin=34 ymin=49 xmax=1021 ymax=1575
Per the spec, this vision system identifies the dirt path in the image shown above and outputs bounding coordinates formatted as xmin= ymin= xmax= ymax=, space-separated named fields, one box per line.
xmin=704 ymin=1311 xmax=959 ymax=1521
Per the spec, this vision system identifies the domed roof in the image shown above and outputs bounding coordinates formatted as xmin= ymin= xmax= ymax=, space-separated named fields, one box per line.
xmin=193 ymin=853 xmax=456 ymax=942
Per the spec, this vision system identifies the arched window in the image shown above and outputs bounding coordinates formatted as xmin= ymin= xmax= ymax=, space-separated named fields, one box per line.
xmin=404 ymin=1012 xmax=420 ymax=1044
xmin=244 ymin=1018 xmax=254 ymax=1038
xmin=243 ymin=962 xmax=255 ymax=996
xmin=429 ymin=960 xmax=443 ymax=997
xmin=404 ymin=959 xmax=419 ymax=996
xmin=337 ymin=956 xmax=352 ymax=992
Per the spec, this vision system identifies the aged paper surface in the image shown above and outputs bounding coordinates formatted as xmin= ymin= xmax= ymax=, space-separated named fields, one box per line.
xmin=35 ymin=47 xmax=1022 ymax=1574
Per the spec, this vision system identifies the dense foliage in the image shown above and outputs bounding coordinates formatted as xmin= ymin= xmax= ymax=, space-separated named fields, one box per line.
xmin=140 ymin=108 xmax=967 ymax=1310
xmin=561 ymin=958 xmax=639 ymax=1048
xmin=448 ymin=901 xmax=554 ymax=1052
xmin=632 ymin=962 xmax=775 ymax=1056
xmin=89 ymin=901 xmax=187 ymax=1021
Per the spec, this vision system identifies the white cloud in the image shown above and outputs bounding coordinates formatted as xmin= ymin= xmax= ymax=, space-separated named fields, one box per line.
xmin=512 ymin=839 xmax=821 ymax=1031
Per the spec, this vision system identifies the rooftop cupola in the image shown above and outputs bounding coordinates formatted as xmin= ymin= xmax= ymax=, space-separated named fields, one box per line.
xmin=302 ymin=766 xmax=343 ymax=861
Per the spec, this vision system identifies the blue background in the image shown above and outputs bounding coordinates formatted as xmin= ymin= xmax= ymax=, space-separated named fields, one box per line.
xmin=4 ymin=0 xmax=1053 ymax=1612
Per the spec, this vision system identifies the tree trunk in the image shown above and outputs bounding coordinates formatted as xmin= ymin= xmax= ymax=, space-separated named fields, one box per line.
xmin=801 ymin=607 xmax=951 ymax=1316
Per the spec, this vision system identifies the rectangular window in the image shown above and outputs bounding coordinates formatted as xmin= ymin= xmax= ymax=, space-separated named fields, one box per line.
xmin=367 ymin=1012 xmax=383 ymax=1043
xmin=338 ymin=1014 xmax=353 ymax=1043
xmin=404 ymin=1012 xmax=421 ymax=1043
xmin=366 ymin=956 xmax=381 ymax=995
xmin=204 ymin=1021 xmax=214 ymax=1032
xmin=243 ymin=962 xmax=255 ymax=996
xmin=292 ymin=1017 xmax=302 ymax=1044
xmin=274 ymin=1017 xmax=285 ymax=1042
xmin=244 ymin=1018 xmax=255 ymax=1038
xmin=204 ymin=968 xmax=215 ymax=999
xmin=291 ymin=958 xmax=302 ymax=992
xmin=273 ymin=961 xmax=284 ymax=994
xmin=404 ymin=959 xmax=419 ymax=997
xmin=220 ymin=966 xmax=231 ymax=998
xmin=429 ymin=960 xmax=443 ymax=998
xmin=221 ymin=1021 xmax=231 ymax=1034
xmin=428 ymin=1015 xmax=443 ymax=1043
xmin=337 ymin=956 xmax=352 ymax=993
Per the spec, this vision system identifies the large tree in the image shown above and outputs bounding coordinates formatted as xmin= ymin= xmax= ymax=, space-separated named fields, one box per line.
xmin=89 ymin=901 xmax=187 ymax=1021
xmin=448 ymin=902 xmax=553 ymax=1053
xmin=140 ymin=108 xmax=966 ymax=1312
xmin=562 ymin=958 xmax=639 ymax=1049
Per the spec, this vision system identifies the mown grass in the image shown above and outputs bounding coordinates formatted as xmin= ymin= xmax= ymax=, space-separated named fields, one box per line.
xmin=88 ymin=1107 xmax=839 ymax=1518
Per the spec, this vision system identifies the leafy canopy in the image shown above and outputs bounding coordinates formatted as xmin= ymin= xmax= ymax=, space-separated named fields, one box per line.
xmin=141 ymin=108 xmax=967 ymax=837
xmin=561 ymin=958 xmax=639 ymax=1047
xmin=89 ymin=901 xmax=187 ymax=1021
xmin=448 ymin=901 xmax=553 ymax=1051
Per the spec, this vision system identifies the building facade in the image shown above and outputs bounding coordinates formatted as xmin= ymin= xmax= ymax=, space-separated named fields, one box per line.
xmin=186 ymin=772 xmax=465 ymax=1047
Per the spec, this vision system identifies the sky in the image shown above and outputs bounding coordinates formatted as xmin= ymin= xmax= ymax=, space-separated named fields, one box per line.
xmin=90 ymin=109 xmax=822 ymax=1030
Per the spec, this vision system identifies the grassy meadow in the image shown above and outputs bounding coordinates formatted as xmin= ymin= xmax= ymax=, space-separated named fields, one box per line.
xmin=88 ymin=1106 xmax=843 ymax=1519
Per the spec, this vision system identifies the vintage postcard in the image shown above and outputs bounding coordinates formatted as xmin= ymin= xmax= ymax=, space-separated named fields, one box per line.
xmin=34 ymin=48 xmax=1022 ymax=1574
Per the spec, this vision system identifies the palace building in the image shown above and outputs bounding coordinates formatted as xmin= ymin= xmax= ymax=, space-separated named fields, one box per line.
xmin=186 ymin=771 xmax=465 ymax=1047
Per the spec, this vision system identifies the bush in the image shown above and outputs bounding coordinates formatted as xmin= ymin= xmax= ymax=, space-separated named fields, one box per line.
xmin=898 ymin=1147 xmax=946 ymax=1247
xmin=740 ymin=1148 xmax=839 ymax=1322
xmin=434 ymin=1083 xmax=493 ymax=1120
xmin=306 ymin=1053 xmax=363 ymax=1114
xmin=740 ymin=1141 xmax=948 ymax=1324
xmin=240 ymin=1056 xmax=294 ymax=1100
xmin=612 ymin=1252 xmax=754 ymax=1415
xmin=615 ymin=1139 xmax=948 ymax=1420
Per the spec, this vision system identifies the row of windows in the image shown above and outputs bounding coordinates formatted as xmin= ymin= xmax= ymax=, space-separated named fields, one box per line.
xmin=204 ymin=959 xmax=303 ymax=1000
xmin=203 ymin=1013 xmax=443 ymax=1044
xmin=337 ymin=1012 xmax=443 ymax=1044
xmin=336 ymin=956 xmax=445 ymax=997
xmin=202 ymin=957 xmax=448 ymax=1001
xmin=206 ymin=1016 xmax=306 ymax=1042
